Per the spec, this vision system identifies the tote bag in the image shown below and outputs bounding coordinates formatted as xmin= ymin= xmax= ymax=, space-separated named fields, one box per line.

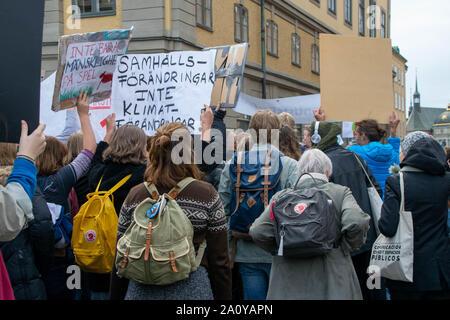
xmin=353 ymin=154 xmax=383 ymax=235
xmin=369 ymin=171 xmax=414 ymax=282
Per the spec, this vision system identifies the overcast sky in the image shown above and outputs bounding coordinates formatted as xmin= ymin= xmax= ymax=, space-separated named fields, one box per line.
xmin=390 ymin=0 xmax=450 ymax=109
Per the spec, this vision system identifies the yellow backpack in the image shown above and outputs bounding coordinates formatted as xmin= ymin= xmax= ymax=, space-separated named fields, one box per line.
xmin=72 ymin=174 xmax=131 ymax=273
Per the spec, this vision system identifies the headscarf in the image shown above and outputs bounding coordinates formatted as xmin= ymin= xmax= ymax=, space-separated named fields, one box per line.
xmin=310 ymin=121 xmax=342 ymax=151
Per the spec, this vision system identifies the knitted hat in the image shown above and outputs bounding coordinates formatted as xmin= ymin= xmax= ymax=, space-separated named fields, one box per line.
xmin=401 ymin=131 xmax=431 ymax=156
xmin=310 ymin=121 xmax=342 ymax=151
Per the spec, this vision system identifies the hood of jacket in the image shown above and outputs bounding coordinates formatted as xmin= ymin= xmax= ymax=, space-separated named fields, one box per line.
xmin=400 ymin=138 xmax=446 ymax=175
xmin=351 ymin=141 xmax=394 ymax=163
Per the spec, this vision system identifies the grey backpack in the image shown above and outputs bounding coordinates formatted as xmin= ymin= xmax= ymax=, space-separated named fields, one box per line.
xmin=271 ymin=174 xmax=339 ymax=258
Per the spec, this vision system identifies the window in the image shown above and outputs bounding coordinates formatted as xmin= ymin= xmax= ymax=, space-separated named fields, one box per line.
xmin=369 ymin=0 xmax=376 ymax=37
xmin=344 ymin=0 xmax=352 ymax=25
xmin=328 ymin=0 xmax=336 ymax=14
xmin=234 ymin=4 xmax=249 ymax=43
xmin=73 ymin=0 xmax=116 ymax=17
xmin=291 ymin=33 xmax=301 ymax=67
xmin=310 ymin=0 xmax=321 ymax=6
xmin=196 ymin=0 xmax=212 ymax=30
xmin=266 ymin=20 xmax=278 ymax=56
xmin=311 ymin=44 xmax=320 ymax=74
xmin=358 ymin=0 xmax=365 ymax=35
xmin=395 ymin=93 xmax=398 ymax=109
xmin=380 ymin=9 xmax=386 ymax=38
xmin=394 ymin=66 xmax=398 ymax=82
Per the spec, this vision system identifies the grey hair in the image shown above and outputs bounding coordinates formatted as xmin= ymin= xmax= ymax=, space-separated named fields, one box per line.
xmin=297 ymin=149 xmax=333 ymax=177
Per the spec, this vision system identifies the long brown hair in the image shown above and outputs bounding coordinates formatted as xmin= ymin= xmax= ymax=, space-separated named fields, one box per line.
xmin=0 ymin=142 xmax=17 ymax=166
xmin=35 ymin=136 xmax=68 ymax=176
xmin=145 ymin=122 xmax=200 ymax=189
xmin=279 ymin=125 xmax=302 ymax=161
xmin=102 ymin=125 xmax=147 ymax=165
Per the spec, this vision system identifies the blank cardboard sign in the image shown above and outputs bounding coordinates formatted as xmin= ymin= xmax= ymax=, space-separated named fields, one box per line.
xmin=319 ymin=34 xmax=394 ymax=123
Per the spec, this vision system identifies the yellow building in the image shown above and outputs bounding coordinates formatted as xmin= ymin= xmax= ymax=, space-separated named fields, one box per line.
xmin=42 ymin=0 xmax=406 ymax=131
xmin=392 ymin=46 xmax=408 ymax=138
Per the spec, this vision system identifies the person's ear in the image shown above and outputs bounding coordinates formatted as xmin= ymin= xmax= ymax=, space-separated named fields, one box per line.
xmin=326 ymin=169 xmax=330 ymax=179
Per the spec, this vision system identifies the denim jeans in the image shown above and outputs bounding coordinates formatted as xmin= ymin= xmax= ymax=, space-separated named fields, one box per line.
xmin=238 ymin=263 xmax=271 ymax=300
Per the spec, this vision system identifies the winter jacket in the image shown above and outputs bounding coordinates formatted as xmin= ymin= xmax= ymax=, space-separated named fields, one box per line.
xmin=218 ymin=144 xmax=299 ymax=264
xmin=0 ymin=187 xmax=54 ymax=300
xmin=379 ymin=138 xmax=450 ymax=292
xmin=0 ymin=158 xmax=37 ymax=242
xmin=348 ymin=137 xmax=400 ymax=199
xmin=324 ymin=144 xmax=382 ymax=255
xmin=88 ymin=141 xmax=146 ymax=292
xmin=250 ymin=173 xmax=370 ymax=300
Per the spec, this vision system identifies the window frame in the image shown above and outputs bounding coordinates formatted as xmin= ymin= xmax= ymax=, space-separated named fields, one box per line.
xmin=311 ymin=43 xmax=320 ymax=75
xmin=196 ymin=0 xmax=213 ymax=31
xmin=328 ymin=0 xmax=336 ymax=15
xmin=369 ymin=0 xmax=377 ymax=38
xmin=72 ymin=0 xmax=116 ymax=18
xmin=266 ymin=19 xmax=279 ymax=57
xmin=291 ymin=33 xmax=301 ymax=67
xmin=234 ymin=4 xmax=249 ymax=44
xmin=344 ymin=0 xmax=353 ymax=26
xmin=358 ymin=0 xmax=365 ymax=36
xmin=380 ymin=9 xmax=386 ymax=38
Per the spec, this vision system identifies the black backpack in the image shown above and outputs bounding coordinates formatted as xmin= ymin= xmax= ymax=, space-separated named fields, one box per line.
xmin=271 ymin=173 xmax=339 ymax=258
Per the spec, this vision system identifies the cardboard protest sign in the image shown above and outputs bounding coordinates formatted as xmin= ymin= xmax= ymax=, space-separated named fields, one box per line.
xmin=204 ymin=43 xmax=248 ymax=108
xmin=319 ymin=34 xmax=394 ymax=123
xmin=41 ymin=72 xmax=112 ymax=143
xmin=52 ymin=28 xmax=132 ymax=112
xmin=111 ymin=51 xmax=216 ymax=136
xmin=235 ymin=93 xmax=319 ymax=124
xmin=0 ymin=0 xmax=44 ymax=143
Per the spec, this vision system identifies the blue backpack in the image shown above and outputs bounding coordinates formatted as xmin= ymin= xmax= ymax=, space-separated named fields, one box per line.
xmin=229 ymin=148 xmax=283 ymax=235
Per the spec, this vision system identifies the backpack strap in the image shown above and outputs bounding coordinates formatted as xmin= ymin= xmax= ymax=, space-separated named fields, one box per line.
xmin=231 ymin=151 xmax=244 ymax=215
xmin=261 ymin=149 xmax=273 ymax=208
xmin=144 ymin=177 xmax=196 ymax=200
xmin=108 ymin=174 xmax=132 ymax=194
xmin=168 ymin=177 xmax=196 ymax=199
xmin=194 ymin=240 xmax=207 ymax=268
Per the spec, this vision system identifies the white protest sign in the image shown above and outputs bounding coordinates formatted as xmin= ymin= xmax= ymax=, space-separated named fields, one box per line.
xmin=111 ymin=51 xmax=216 ymax=136
xmin=235 ymin=93 xmax=320 ymax=124
xmin=41 ymin=71 xmax=112 ymax=143
xmin=342 ymin=121 xmax=354 ymax=138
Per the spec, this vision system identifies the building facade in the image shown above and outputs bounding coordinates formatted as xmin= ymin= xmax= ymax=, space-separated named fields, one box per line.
xmin=42 ymin=0 xmax=405 ymax=131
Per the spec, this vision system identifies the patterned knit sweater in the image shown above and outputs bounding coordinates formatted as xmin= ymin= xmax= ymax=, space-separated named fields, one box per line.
xmin=110 ymin=179 xmax=232 ymax=300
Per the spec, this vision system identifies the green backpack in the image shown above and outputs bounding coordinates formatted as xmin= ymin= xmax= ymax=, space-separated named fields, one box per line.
xmin=115 ymin=178 xmax=206 ymax=285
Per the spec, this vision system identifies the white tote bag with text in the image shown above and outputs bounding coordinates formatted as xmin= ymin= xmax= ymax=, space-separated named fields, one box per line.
xmin=369 ymin=171 xmax=414 ymax=282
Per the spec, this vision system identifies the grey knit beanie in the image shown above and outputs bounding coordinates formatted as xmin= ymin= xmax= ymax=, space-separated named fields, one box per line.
xmin=401 ymin=131 xmax=431 ymax=156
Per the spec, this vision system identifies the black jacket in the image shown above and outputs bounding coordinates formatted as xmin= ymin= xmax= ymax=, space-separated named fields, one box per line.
xmin=89 ymin=141 xmax=147 ymax=216
xmin=379 ymin=138 xmax=450 ymax=292
xmin=88 ymin=141 xmax=146 ymax=292
xmin=0 ymin=187 xmax=54 ymax=300
xmin=324 ymin=144 xmax=382 ymax=255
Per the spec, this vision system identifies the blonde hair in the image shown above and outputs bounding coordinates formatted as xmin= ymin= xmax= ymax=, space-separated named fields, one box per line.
xmin=249 ymin=110 xmax=281 ymax=144
xmin=0 ymin=142 xmax=17 ymax=166
xmin=65 ymin=132 xmax=83 ymax=164
xmin=102 ymin=125 xmax=147 ymax=165
xmin=278 ymin=112 xmax=296 ymax=130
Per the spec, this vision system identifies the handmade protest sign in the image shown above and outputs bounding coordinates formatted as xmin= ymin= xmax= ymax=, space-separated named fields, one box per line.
xmin=0 ymin=0 xmax=44 ymax=143
xmin=111 ymin=51 xmax=216 ymax=136
xmin=320 ymin=34 xmax=394 ymax=123
xmin=52 ymin=28 xmax=132 ymax=112
xmin=41 ymin=72 xmax=112 ymax=143
xmin=204 ymin=43 xmax=248 ymax=109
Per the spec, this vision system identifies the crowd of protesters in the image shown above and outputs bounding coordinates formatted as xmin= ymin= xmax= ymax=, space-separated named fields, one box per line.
xmin=0 ymin=92 xmax=449 ymax=301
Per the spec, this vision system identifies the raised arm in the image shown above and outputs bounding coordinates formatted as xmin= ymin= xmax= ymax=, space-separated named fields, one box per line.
xmin=76 ymin=90 xmax=97 ymax=154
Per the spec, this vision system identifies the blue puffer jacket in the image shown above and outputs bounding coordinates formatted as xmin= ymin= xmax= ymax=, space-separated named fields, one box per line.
xmin=348 ymin=137 xmax=400 ymax=199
